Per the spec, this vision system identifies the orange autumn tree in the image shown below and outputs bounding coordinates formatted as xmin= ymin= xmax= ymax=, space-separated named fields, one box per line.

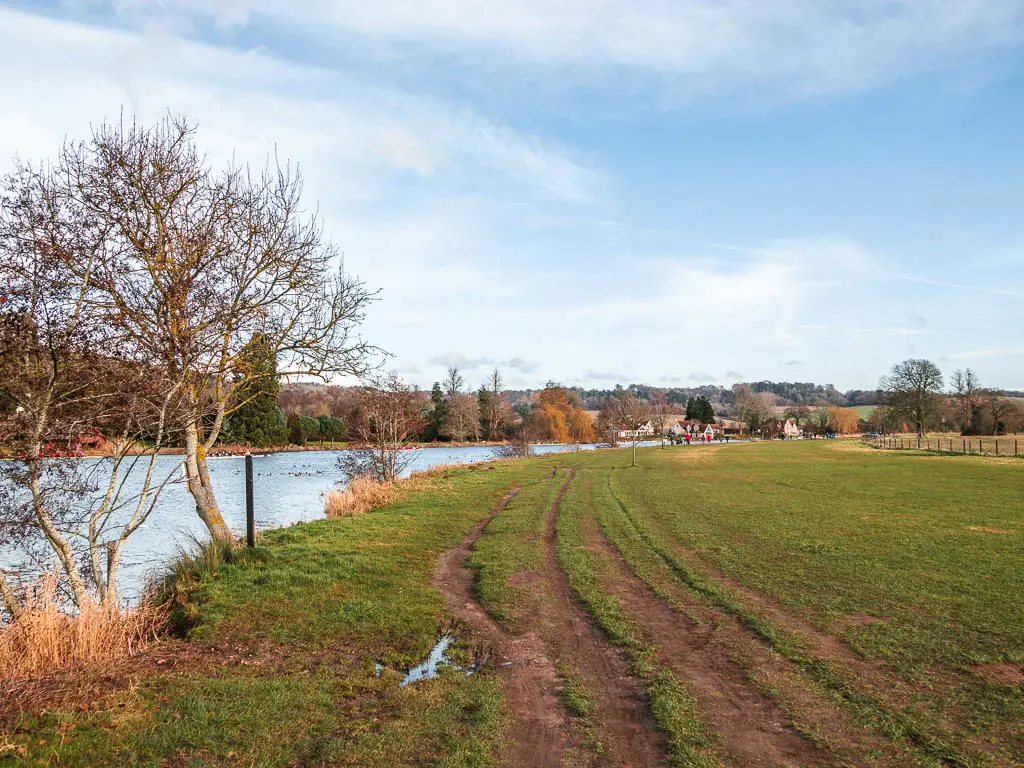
xmin=532 ymin=385 xmax=596 ymax=443
xmin=827 ymin=407 xmax=861 ymax=435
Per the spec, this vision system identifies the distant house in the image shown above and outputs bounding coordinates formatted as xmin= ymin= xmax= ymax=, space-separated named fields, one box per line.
xmin=761 ymin=418 xmax=801 ymax=440
xmin=618 ymin=420 xmax=655 ymax=439
xmin=671 ymin=420 xmax=719 ymax=439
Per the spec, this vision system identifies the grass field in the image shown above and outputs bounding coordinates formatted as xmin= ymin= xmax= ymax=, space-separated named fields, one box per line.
xmin=2 ymin=442 xmax=1021 ymax=766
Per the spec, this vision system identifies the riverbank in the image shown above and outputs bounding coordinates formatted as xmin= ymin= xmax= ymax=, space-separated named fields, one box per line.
xmin=4 ymin=441 xmax=1020 ymax=766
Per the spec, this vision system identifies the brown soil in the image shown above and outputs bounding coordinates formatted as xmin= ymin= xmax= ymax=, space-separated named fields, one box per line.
xmin=434 ymin=488 xmax=570 ymax=767
xmin=578 ymin=516 xmax=833 ymax=767
xmin=539 ymin=470 xmax=667 ymax=768
xmin=434 ymin=476 xmax=667 ymax=767
xmin=506 ymin=571 xmax=540 ymax=588
xmin=972 ymin=663 xmax=1024 ymax=685
xmin=641 ymin=514 xmax=918 ymax=699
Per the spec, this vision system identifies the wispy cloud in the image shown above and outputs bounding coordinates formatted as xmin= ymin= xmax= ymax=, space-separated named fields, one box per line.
xmin=583 ymin=370 xmax=629 ymax=382
xmin=97 ymin=0 xmax=1024 ymax=101
xmin=688 ymin=371 xmax=717 ymax=383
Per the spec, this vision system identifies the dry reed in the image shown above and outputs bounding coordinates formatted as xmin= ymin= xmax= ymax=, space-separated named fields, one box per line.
xmin=325 ymin=475 xmax=399 ymax=517
xmin=324 ymin=466 xmax=459 ymax=518
xmin=0 ymin=573 xmax=161 ymax=680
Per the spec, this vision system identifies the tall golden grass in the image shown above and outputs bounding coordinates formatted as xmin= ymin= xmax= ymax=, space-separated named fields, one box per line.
xmin=324 ymin=467 xmax=456 ymax=518
xmin=0 ymin=573 xmax=161 ymax=680
xmin=325 ymin=475 xmax=399 ymax=517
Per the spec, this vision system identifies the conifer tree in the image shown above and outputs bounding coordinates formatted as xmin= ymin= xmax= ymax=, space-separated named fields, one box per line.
xmin=224 ymin=335 xmax=288 ymax=447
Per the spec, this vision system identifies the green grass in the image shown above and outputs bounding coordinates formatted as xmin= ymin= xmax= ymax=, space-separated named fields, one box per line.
xmin=3 ymin=460 xmax=551 ymax=767
xmin=601 ymin=441 xmax=1023 ymax=765
xmin=467 ymin=468 xmax=561 ymax=629
xmin=4 ymin=441 xmax=1022 ymax=767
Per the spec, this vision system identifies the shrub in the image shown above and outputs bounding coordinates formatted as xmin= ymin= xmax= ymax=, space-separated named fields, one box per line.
xmin=0 ymin=573 xmax=161 ymax=680
xmin=325 ymin=475 xmax=398 ymax=517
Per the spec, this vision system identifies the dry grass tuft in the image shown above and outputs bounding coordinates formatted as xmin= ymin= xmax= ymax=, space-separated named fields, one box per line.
xmin=325 ymin=475 xmax=399 ymax=517
xmin=325 ymin=466 xmax=457 ymax=518
xmin=0 ymin=573 xmax=161 ymax=680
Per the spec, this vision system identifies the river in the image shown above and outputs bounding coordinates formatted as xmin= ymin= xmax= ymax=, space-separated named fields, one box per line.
xmin=6 ymin=442 xmax=654 ymax=598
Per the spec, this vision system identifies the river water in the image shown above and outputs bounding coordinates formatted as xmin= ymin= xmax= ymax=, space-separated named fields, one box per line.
xmin=6 ymin=443 xmax=644 ymax=598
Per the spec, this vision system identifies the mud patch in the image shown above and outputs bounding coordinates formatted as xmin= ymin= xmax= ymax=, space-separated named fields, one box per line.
xmin=505 ymin=571 xmax=540 ymax=588
xmin=972 ymin=663 xmax=1024 ymax=685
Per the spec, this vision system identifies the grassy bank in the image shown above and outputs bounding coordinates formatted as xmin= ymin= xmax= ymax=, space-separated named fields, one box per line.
xmin=2 ymin=441 xmax=1021 ymax=766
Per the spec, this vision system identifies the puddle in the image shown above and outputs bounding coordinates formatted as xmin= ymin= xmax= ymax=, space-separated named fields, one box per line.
xmin=401 ymin=635 xmax=455 ymax=686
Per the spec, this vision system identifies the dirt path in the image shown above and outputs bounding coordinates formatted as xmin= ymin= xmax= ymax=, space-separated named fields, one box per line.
xmin=577 ymin=508 xmax=833 ymax=767
xmin=435 ymin=476 xmax=668 ymax=768
xmin=541 ymin=469 xmax=668 ymax=768
xmin=434 ymin=487 xmax=570 ymax=767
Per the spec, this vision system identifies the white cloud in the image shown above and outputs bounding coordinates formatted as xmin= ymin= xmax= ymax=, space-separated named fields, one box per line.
xmin=91 ymin=0 xmax=1024 ymax=100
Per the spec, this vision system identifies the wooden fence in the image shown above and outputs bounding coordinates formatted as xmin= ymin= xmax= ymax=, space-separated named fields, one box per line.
xmin=864 ymin=435 xmax=1021 ymax=457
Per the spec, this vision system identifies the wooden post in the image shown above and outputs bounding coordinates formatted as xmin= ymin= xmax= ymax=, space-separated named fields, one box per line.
xmin=979 ymin=438 xmax=982 ymax=455
xmin=245 ymin=453 xmax=255 ymax=548
xmin=963 ymin=438 xmax=966 ymax=454
xmin=995 ymin=441 xmax=999 ymax=456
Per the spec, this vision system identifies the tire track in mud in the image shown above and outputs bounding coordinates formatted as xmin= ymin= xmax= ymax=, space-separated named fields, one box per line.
xmin=435 ymin=487 xmax=570 ymax=767
xmin=581 ymin=482 xmax=835 ymax=768
xmin=542 ymin=468 xmax=668 ymax=768
xmin=603 ymin=476 xmax=973 ymax=767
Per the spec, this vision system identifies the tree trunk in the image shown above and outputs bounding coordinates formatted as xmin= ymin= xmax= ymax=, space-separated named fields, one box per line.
xmin=184 ymin=421 xmax=232 ymax=541
xmin=632 ymin=438 xmax=637 ymax=467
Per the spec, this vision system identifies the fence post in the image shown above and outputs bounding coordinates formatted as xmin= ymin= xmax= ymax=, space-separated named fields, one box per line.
xmin=996 ymin=441 xmax=999 ymax=456
xmin=245 ymin=452 xmax=255 ymax=548
xmin=963 ymin=438 xmax=966 ymax=454
xmin=979 ymin=439 xmax=982 ymax=455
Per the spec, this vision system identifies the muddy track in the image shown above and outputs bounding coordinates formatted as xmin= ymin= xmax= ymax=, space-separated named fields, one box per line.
xmin=580 ymin=506 xmax=834 ymax=766
xmin=435 ymin=487 xmax=570 ymax=767
xmin=542 ymin=468 xmax=668 ymax=768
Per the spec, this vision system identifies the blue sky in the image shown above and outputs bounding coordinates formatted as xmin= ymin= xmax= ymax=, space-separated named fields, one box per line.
xmin=1 ymin=0 xmax=1023 ymax=392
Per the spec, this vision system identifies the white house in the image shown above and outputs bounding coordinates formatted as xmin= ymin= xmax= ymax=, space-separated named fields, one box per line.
xmin=618 ymin=420 xmax=655 ymax=440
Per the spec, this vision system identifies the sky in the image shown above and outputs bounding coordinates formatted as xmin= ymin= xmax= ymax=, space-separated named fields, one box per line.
xmin=1 ymin=1 xmax=1023 ymax=393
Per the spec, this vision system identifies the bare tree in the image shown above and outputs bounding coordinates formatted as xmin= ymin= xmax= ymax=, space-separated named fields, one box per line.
xmin=596 ymin=399 xmax=620 ymax=446
xmin=441 ymin=367 xmax=478 ymax=441
xmin=950 ymin=368 xmax=980 ymax=433
xmin=337 ymin=373 xmax=424 ymax=484
xmin=734 ymin=384 xmax=775 ymax=433
xmin=880 ymin=359 xmax=944 ymax=437
xmin=20 ymin=116 xmax=376 ymax=542
xmin=982 ymin=389 xmax=1011 ymax=436
xmin=0 ymin=175 xmax=181 ymax=613
xmin=610 ymin=393 xmax=651 ymax=468
xmin=444 ymin=366 xmax=465 ymax=399
xmin=649 ymin=394 xmax=670 ymax=449
xmin=491 ymin=420 xmax=536 ymax=460
xmin=478 ymin=368 xmax=509 ymax=442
